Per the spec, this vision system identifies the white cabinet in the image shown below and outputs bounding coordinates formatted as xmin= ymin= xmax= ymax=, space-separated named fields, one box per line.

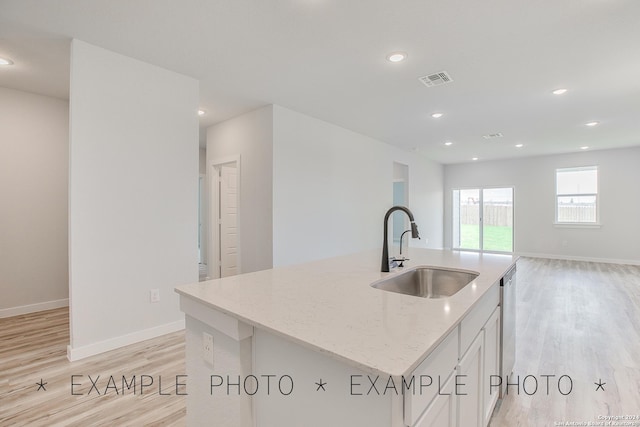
xmin=404 ymin=328 xmax=459 ymax=426
xmin=459 ymin=285 xmax=498 ymax=356
xmin=482 ymin=307 xmax=501 ymax=426
xmin=456 ymin=286 xmax=502 ymax=427
xmin=414 ymin=373 xmax=458 ymax=427
xmin=406 ymin=281 xmax=503 ymax=427
xmin=457 ymin=330 xmax=484 ymax=427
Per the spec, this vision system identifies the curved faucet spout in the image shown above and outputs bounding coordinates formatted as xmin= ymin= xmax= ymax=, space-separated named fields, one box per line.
xmin=381 ymin=206 xmax=420 ymax=272
xmin=400 ymin=229 xmax=411 ymax=255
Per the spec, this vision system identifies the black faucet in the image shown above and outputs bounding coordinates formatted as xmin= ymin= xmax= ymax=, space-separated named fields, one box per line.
xmin=381 ymin=206 xmax=420 ymax=272
xmin=400 ymin=229 xmax=411 ymax=255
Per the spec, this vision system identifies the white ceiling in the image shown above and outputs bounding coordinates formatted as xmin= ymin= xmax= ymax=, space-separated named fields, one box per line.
xmin=1 ymin=0 xmax=639 ymax=164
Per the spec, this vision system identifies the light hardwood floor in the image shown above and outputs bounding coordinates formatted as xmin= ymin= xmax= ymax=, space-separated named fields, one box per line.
xmin=490 ymin=257 xmax=640 ymax=426
xmin=0 ymin=309 xmax=185 ymax=426
xmin=2 ymin=257 xmax=639 ymax=426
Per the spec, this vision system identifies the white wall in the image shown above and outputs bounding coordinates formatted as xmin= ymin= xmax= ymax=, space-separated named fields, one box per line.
xmin=444 ymin=147 xmax=640 ymax=264
xmin=0 ymin=87 xmax=69 ymax=317
xmin=68 ymin=40 xmax=199 ymax=359
xmin=272 ymin=105 xmax=443 ymax=267
xmin=206 ymin=105 xmax=274 ymax=274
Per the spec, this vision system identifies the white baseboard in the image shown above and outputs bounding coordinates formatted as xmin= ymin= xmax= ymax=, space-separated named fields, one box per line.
xmin=0 ymin=298 xmax=69 ymax=319
xmin=67 ymin=319 xmax=185 ymax=361
xmin=516 ymin=252 xmax=640 ymax=266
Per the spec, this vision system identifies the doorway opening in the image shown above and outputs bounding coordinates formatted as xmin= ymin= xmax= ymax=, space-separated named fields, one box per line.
xmin=452 ymin=187 xmax=514 ymax=253
xmin=392 ymin=162 xmax=409 ymax=256
xmin=209 ymin=157 xmax=241 ymax=279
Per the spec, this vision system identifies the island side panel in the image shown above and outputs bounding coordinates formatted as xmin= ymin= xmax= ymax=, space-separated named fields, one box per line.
xmin=253 ymin=328 xmax=403 ymax=427
xmin=185 ymin=314 xmax=253 ymax=427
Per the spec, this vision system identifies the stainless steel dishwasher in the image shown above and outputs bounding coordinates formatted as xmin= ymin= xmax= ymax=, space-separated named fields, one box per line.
xmin=499 ymin=264 xmax=516 ymax=398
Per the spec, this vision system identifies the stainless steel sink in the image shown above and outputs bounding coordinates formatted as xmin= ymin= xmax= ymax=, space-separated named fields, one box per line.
xmin=371 ymin=267 xmax=479 ymax=298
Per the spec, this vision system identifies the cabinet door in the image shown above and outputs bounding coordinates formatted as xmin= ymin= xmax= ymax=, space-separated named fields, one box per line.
xmin=483 ymin=308 xmax=500 ymax=426
xmin=415 ymin=372 xmax=457 ymax=427
xmin=457 ymin=330 xmax=484 ymax=427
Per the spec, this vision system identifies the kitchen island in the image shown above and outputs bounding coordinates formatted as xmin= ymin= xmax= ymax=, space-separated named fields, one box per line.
xmin=175 ymin=249 xmax=517 ymax=427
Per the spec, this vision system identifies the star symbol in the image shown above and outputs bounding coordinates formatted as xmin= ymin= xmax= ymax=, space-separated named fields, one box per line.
xmin=315 ymin=379 xmax=327 ymax=391
xmin=36 ymin=379 xmax=47 ymax=391
xmin=595 ymin=379 xmax=606 ymax=392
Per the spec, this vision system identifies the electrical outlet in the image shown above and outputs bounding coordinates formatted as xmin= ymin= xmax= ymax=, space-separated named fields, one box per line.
xmin=150 ymin=289 xmax=160 ymax=303
xmin=202 ymin=332 xmax=214 ymax=366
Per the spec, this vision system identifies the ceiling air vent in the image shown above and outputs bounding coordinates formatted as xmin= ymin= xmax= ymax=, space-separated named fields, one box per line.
xmin=418 ymin=71 xmax=454 ymax=87
xmin=483 ymin=133 xmax=504 ymax=140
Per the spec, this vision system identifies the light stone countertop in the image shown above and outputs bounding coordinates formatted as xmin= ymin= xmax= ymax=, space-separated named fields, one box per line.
xmin=175 ymin=248 xmax=517 ymax=377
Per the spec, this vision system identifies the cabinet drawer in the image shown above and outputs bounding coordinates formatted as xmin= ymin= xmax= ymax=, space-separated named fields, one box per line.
xmin=459 ymin=283 xmax=499 ymax=358
xmin=404 ymin=327 xmax=459 ymax=426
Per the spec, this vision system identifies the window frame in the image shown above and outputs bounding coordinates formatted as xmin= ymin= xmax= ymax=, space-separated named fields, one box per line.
xmin=554 ymin=165 xmax=600 ymax=227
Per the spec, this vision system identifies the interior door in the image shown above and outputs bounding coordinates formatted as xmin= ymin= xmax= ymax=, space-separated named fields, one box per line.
xmin=219 ymin=164 xmax=238 ymax=277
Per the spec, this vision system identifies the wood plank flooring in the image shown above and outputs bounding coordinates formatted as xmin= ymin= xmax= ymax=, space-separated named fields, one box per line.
xmin=490 ymin=257 xmax=640 ymax=426
xmin=2 ymin=257 xmax=639 ymax=426
xmin=0 ymin=309 xmax=185 ymax=426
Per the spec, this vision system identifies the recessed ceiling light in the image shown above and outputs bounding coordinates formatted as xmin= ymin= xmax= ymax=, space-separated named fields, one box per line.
xmin=0 ymin=57 xmax=14 ymax=66
xmin=386 ymin=52 xmax=407 ymax=63
xmin=515 ymin=144 xmax=524 ymax=148
xmin=444 ymin=141 xmax=453 ymax=146
xmin=431 ymin=112 xmax=444 ymax=119
xmin=585 ymin=121 xmax=599 ymax=127
xmin=552 ymin=88 xmax=567 ymax=95
xmin=472 ymin=157 xmax=479 ymax=161
xmin=580 ymin=146 xmax=589 ymax=150
xmin=198 ymin=110 xmax=206 ymax=116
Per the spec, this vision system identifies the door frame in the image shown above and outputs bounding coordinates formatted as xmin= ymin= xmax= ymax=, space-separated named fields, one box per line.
xmin=198 ymin=173 xmax=206 ymax=265
xmin=208 ymin=155 xmax=241 ymax=279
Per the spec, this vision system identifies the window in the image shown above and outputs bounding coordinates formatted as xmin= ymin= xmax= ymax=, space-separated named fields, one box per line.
xmin=555 ymin=166 xmax=598 ymax=224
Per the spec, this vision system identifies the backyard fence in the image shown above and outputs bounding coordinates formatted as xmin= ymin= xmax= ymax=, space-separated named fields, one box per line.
xmin=557 ymin=204 xmax=596 ymax=222
xmin=460 ymin=204 xmax=512 ymax=226
xmin=461 ymin=203 xmax=595 ymax=225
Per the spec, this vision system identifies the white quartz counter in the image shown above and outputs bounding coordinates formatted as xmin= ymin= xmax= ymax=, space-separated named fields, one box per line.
xmin=175 ymin=248 xmax=516 ymax=377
